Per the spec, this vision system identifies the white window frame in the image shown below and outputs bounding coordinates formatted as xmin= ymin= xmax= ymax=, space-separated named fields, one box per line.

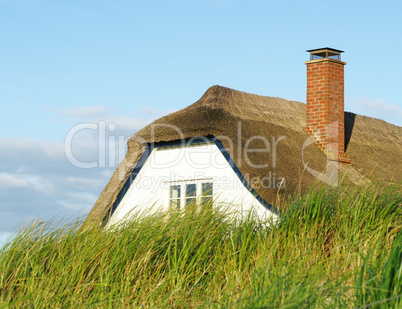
xmin=166 ymin=178 xmax=213 ymax=210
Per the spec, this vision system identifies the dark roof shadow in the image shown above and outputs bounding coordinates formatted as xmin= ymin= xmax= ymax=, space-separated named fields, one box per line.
xmin=344 ymin=111 xmax=356 ymax=152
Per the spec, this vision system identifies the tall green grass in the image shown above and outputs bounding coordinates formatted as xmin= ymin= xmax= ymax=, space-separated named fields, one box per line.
xmin=0 ymin=182 xmax=401 ymax=308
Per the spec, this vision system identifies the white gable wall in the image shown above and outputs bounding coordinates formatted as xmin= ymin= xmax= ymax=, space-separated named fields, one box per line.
xmin=108 ymin=142 xmax=277 ymax=226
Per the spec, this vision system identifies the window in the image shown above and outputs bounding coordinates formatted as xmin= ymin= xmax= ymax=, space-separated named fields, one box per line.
xmin=201 ymin=182 xmax=213 ymax=207
xmin=168 ymin=181 xmax=213 ymax=210
xmin=169 ymin=185 xmax=181 ymax=209
xmin=185 ymin=184 xmax=197 ymax=207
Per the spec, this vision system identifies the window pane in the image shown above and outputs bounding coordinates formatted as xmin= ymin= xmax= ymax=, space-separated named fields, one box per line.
xmin=202 ymin=183 xmax=213 ymax=196
xmin=170 ymin=185 xmax=181 ymax=199
xmin=186 ymin=184 xmax=196 ymax=197
xmin=169 ymin=198 xmax=180 ymax=210
xmin=186 ymin=198 xmax=197 ymax=207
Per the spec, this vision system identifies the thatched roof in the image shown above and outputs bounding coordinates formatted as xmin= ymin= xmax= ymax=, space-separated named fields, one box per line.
xmin=84 ymin=85 xmax=402 ymax=227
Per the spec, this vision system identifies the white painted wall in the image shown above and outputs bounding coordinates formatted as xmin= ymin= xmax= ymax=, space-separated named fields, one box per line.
xmin=108 ymin=142 xmax=277 ymax=226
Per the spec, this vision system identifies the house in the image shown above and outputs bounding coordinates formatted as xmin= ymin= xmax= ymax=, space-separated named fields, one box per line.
xmin=84 ymin=48 xmax=402 ymax=228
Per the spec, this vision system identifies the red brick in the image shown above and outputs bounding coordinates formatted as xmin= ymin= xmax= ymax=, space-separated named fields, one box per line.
xmin=306 ymin=57 xmax=349 ymax=163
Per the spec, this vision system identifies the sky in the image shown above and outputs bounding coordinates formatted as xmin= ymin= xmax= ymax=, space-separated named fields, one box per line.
xmin=1 ymin=0 xmax=401 ymax=247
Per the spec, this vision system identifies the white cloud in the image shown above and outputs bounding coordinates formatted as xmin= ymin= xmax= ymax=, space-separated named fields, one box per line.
xmin=58 ymin=192 xmax=97 ymax=212
xmin=0 ymin=138 xmax=65 ymax=163
xmin=0 ymin=137 xmax=113 ymax=233
xmin=107 ymin=115 xmax=151 ymax=132
xmin=0 ymin=172 xmax=56 ymax=194
xmin=346 ymin=97 xmax=402 ymax=126
xmin=52 ymin=105 xmax=177 ymax=136
xmin=64 ymin=176 xmax=107 ymax=191
xmin=0 ymin=105 xmax=177 ymax=233
xmin=0 ymin=173 xmax=29 ymax=189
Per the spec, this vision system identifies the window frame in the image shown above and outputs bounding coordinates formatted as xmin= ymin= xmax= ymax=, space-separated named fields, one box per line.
xmin=168 ymin=185 xmax=181 ymax=210
xmin=167 ymin=179 xmax=213 ymax=210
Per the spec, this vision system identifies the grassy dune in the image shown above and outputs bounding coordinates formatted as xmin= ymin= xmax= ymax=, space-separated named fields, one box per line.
xmin=0 ymin=182 xmax=401 ymax=308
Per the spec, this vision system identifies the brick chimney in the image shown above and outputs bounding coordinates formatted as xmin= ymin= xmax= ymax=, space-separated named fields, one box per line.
xmin=304 ymin=47 xmax=351 ymax=164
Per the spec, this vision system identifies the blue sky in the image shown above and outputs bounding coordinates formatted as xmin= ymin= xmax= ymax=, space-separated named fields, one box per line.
xmin=1 ymin=0 xmax=401 ymax=246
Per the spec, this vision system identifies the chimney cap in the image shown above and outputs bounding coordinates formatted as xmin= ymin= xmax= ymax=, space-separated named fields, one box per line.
xmin=307 ymin=47 xmax=344 ymax=61
xmin=306 ymin=47 xmax=344 ymax=53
